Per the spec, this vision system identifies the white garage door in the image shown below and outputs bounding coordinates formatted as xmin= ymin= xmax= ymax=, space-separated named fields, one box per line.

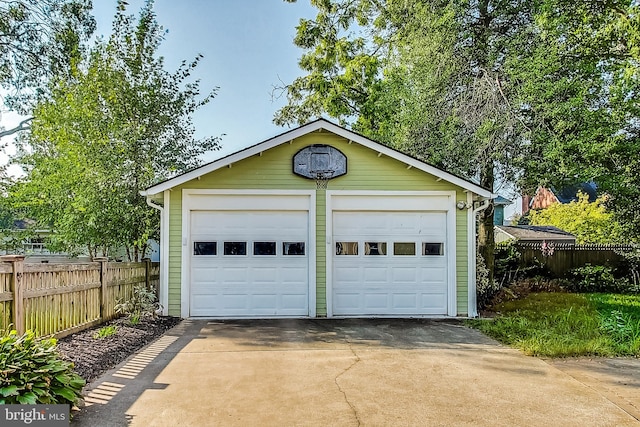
xmin=190 ymin=210 xmax=309 ymax=317
xmin=332 ymin=211 xmax=448 ymax=316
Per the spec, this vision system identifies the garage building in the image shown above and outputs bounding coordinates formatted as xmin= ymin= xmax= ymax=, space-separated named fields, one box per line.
xmin=141 ymin=119 xmax=492 ymax=318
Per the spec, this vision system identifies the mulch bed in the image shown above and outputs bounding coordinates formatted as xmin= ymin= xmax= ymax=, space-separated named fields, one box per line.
xmin=56 ymin=316 xmax=182 ymax=384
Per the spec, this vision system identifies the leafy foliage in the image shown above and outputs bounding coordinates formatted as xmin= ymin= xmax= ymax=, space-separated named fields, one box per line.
xmin=115 ymin=284 xmax=161 ymax=322
xmin=469 ymin=292 xmax=640 ymax=357
xmin=92 ymin=325 xmax=117 ymax=339
xmin=476 ymin=251 xmax=499 ymax=309
xmin=0 ymin=329 xmax=85 ymax=404
xmin=10 ymin=0 xmax=220 ymax=259
xmin=528 ymin=193 xmax=624 ymax=244
xmin=0 ymin=0 xmax=95 ymax=115
xmin=511 ymin=0 xmax=640 ymax=241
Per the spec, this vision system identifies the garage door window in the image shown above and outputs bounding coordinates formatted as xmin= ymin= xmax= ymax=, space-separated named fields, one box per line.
xmin=283 ymin=242 xmax=305 ymax=255
xmin=224 ymin=242 xmax=247 ymax=255
xmin=336 ymin=242 xmax=358 ymax=255
xmin=365 ymin=242 xmax=386 ymax=255
xmin=194 ymin=242 xmax=217 ymax=256
xmin=393 ymin=242 xmax=415 ymax=255
xmin=422 ymin=243 xmax=444 ymax=256
xmin=254 ymin=241 xmax=276 ymax=255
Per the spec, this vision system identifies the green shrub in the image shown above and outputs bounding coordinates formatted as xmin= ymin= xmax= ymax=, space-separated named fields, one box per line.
xmin=477 ymin=252 xmax=500 ymax=309
xmin=115 ymin=284 xmax=161 ymax=322
xmin=568 ymin=264 xmax=630 ymax=293
xmin=92 ymin=325 xmax=117 ymax=339
xmin=0 ymin=330 xmax=85 ymax=405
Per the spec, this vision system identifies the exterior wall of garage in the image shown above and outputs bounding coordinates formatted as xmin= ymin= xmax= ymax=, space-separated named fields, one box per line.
xmin=166 ymin=130 xmax=469 ymax=317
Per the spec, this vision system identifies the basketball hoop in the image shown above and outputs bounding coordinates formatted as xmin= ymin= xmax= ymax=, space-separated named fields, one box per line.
xmin=314 ymin=171 xmax=334 ymax=189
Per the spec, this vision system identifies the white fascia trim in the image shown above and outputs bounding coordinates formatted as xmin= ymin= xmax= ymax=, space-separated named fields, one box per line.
xmin=141 ymin=120 xmax=493 ymax=198
xmin=180 ymin=189 xmax=316 ymax=319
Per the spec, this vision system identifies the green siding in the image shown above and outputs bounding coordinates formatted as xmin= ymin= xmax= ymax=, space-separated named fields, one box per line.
xmin=167 ymin=130 xmax=471 ymax=317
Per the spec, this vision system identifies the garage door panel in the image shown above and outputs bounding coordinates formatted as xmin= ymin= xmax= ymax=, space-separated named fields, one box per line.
xmin=334 ymin=293 xmax=360 ymax=310
xmin=392 ymin=294 xmax=417 ymax=309
xmin=190 ymin=208 xmax=310 ymax=317
xmin=334 ymin=266 xmax=360 ymax=282
xmin=364 ymin=294 xmax=389 ymax=309
xmin=391 ymin=267 xmax=418 ymax=282
xmin=421 ymin=294 xmax=447 ymax=309
xmin=332 ymin=208 xmax=449 ymax=316
xmin=363 ymin=267 xmax=388 ymax=282
xmin=420 ymin=268 xmax=447 ymax=282
xmin=281 ymin=294 xmax=308 ymax=309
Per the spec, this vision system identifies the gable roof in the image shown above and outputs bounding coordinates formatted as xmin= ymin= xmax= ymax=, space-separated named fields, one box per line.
xmin=141 ymin=119 xmax=493 ymax=197
xmin=495 ymin=225 xmax=576 ymax=241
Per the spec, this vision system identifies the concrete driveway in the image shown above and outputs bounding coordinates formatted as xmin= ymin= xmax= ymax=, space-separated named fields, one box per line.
xmin=72 ymin=319 xmax=640 ymax=426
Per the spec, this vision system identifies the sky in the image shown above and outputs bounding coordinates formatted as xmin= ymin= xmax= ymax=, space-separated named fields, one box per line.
xmin=1 ymin=0 xmax=318 ymax=164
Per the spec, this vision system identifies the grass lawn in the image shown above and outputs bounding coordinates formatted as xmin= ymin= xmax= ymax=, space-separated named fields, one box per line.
xmin=467 ymin=292 xmax=640 ymax=357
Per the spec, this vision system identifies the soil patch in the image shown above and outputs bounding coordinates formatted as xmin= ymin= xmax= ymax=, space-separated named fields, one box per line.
xmin=57 ymin=316 xmax=181 ymax=384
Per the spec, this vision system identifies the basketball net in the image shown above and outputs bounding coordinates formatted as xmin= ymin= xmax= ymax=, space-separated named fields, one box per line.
xmin=314 ymin=171 xmax=333 ymax=189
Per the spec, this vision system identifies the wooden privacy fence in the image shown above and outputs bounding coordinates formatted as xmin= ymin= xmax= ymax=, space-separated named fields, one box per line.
xmin=514 ymin=243 xmax=636 ymax=277
xmin=0 ymin=256 xmax=160 ymax=338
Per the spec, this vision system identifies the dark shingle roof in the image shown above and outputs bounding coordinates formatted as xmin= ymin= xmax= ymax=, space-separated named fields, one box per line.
xmin=496 ymin=225 xmax=575 ymax=240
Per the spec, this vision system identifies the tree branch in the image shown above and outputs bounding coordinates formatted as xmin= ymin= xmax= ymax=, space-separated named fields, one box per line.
xmin=0 ymin=117 xmax=33 ymax=138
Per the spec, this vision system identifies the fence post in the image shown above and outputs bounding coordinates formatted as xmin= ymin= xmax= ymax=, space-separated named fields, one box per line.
xmin=1 ymin=255 xmax=25 ymax=335
xmin=94 ymin=257 xmax=108 ymax=322
xmin=143 ymin=258 xmax=151 ymax=291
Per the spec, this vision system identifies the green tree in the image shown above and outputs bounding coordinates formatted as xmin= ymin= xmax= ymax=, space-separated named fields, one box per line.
xmin=528 ymin=193 xmax=624 ymax=244
xmin=0 ymin=0 xmax=95 ymax=137
xmin=10 ymin=0 xmax=220 ymax=260
xmin=510 ymin=0 xmax=640 ymax=241
xmin=276 ymin=0 xmax=537 ymax=284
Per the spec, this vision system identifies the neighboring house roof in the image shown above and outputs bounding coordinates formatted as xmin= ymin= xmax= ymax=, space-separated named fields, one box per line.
xmin=141 ymin=118 xmax=493 ymax=197
xmin=529 ymin=181 xmax=597 ymax=210
xmin=493 ymin=196 xmax=512 ymax=206
xmin=553 ymin=181 xmax=597 ymax=204
xmin=495 ymin=225 xmax=576 ymax=241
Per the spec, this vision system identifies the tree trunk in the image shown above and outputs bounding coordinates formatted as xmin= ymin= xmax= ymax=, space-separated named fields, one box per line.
xmin=478 ymin=162 xmax=495 ymax=287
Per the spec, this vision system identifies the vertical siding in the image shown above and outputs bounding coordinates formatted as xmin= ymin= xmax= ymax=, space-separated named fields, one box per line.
xmin=168 ymin=130 xmax=472 ymax=316
xmin=455 ymin=193 xmax=469 ymax=316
